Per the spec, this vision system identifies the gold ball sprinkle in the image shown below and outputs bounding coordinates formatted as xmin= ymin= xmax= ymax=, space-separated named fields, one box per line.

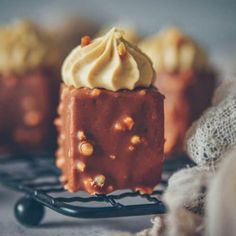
xmin=139 ymin=90 xmax=146 ymax=96
xmin=77 ymin=131 xmax=86 ymax=141
xmin=117 ymin=42 xmax=127 ymax=58
xmin=79 ymin=141 xmax=94 ymax=156
xmin=123 ymin=116 xmax=134 ymax=130
xmin=76 ymin=161 xmax=86 ymax=172
xmin=109 ymin=155 xmax=116 ymax=160
xmin=131 ymin=135 xmax=141 ymax=145
xmin=114 ymin=122 xmax=123 ymax=131
xmin=91 ymin=89 xmax=101 ymax=96
xmin=81 ymin=35 xmax=91 ymax=47
xmin=128 ymin=145 xmax=135 ymax=151
xmin=93 ymin=174 xmax=106 ymax=187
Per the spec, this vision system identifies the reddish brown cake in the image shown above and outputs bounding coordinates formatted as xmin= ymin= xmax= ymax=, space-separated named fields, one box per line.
xmin=0 ymin=21 xmax=61 ymax=153
xmin=56 ymin=86 xmax=164 ymax=194
xmin=56 ymin=28 xmax=165 ymax=194
xmin=139 ymin=27 xmax=216 ymax=156
xmin=0 ymin=68 xmax=59 ymax=152
xmin=155 ymin=70 xmax=215 ymax=155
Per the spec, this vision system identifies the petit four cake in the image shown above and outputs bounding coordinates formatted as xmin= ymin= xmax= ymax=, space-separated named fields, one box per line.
xmin=0 ymin=21 xmax=61 ymax=153
xmin=139 ymin=27 xmax=216 ymax=156
xmin=56 ymin=28 xmax=164 ymax=194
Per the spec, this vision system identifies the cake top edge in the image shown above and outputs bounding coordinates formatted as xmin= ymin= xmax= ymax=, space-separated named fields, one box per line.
xmin=62 ymin=27 xmax=155 ymax=92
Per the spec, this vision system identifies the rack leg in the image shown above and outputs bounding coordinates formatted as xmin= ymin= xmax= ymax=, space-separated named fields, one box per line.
xmin=14 ymin=196 xmax=45 ymax=226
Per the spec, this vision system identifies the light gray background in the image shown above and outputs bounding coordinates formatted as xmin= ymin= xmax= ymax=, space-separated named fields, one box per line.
xmin=0 ymin=0 xmax=235 ymax=235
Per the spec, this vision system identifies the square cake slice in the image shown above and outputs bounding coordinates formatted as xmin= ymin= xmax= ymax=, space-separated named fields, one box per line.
xmin=0 ymin=69 xmax=59 ymax=152
xmin=56 ymin=85 xmax=164 ymax=194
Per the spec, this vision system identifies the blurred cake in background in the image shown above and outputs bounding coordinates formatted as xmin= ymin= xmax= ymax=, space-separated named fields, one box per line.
xmin=139 ymin=27 xmax=216 ymax=157
xmin=0 ymin=20 xmax=61 ymax=154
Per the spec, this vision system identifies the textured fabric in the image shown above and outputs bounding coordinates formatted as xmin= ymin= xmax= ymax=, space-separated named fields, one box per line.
xmin=206 ymin=148 xmax=236 ymax=236
xmin=185 ymin=79 xmax=236 ymax=167
xmin=137 ymin=166 xmax=211 ymax=236
xmin=163 ymin=166 xmax=212 ymax=211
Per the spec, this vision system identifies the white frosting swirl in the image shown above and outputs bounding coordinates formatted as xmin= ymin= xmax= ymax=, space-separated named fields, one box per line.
xmin=62 ymin=28 xmax=154 ymax=91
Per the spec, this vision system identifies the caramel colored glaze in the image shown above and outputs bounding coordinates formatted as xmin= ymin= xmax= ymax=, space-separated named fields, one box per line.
xmin=155 ymin=70 xmax=216 ymax=156
xmin=0 ymin=68 xmax=59 ymax=153
xmin=56 ymin=85 xmax=164 ymax=194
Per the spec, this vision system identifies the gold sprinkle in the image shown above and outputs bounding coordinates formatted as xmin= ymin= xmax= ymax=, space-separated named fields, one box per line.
xmin=114 ymin=122 xmax=124 ymax=131
xmin=139 ymin=90 xmax=146 ymax=96
xmin=76 ymin=161 xmax=86 ymax=172
xmin=123 ymin=116 xmax=134 ymax=130
xmin=114 ymin=116 xmax=134 ymax=131
xmin=81 ymin=35 xmax=91 ymax=47
xmin=77 ymin=131 xmax=86 ymax=141
xmin=83 ymin=178 xmax=96 ymax=194
xmin=79 ymin=141 xmax=94 ymax=156
xmin=109 ymin=155 xmax=116 ymax=160
xmin=91 ymin=89 xmax=101 ymax=96
xmin=93 ymin=175 xmax=106 ymax=187
xmin=114 ymin=30 xmax=124 ymax=39
xmin=117 ymin=42 xmax=127 ymax=58
xmin=131 ymin=135 xmax=141 ymax=145
xmin=83 ymin=178 xmax=91 ymax=185
xmin=128 ymin=145 xmax=135 ymax=151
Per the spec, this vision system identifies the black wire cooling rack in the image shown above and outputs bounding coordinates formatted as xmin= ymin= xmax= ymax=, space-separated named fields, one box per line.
xmin=0 ymin=153 xmax=194 ymax=226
